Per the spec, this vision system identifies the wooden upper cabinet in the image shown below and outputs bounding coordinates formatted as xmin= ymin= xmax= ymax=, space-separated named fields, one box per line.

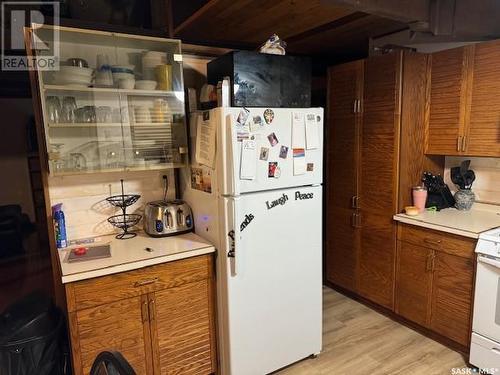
xmin=426 ymin=46 xmax=474 ymax=155
xmin=325 ymin=61 xmax=363 ymax=292
xmin=326 ymin=61 xmax=363 ymax=210
xmin=426 ymin=40 xmax=500 ymax=157
xmin=466 ymin=39 xmax=500 ymax=156
xmin=358 ymin=52 xmax=402 ymax=309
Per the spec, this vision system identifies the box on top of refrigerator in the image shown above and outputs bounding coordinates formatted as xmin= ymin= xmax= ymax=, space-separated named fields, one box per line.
xmin=207 ymin=51 xmax=311 ymax=108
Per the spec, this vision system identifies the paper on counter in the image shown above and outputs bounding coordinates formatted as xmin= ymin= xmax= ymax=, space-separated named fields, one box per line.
xmin=292 ymin=112 xmax=306 ymax=149
xmin=293 ymin=148 xmax=306 ymax=175
xmin=195 ymin=111 xmax=216 ymax=168
xmin=305 ymin=113 xmax=319 ymax=149
xmin=240 ymin=139 xmax=257 ymax=180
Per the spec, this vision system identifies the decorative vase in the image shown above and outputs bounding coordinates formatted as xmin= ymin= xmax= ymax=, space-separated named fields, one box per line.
xmin=454 ymin=189 xmax=475 ymax=211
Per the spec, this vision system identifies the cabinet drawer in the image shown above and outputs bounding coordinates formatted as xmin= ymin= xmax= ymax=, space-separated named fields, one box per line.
xmin=399 ymin=224 xmax=476 ymax=259
xmin=67 ymin=255 xmax=211 ymax=311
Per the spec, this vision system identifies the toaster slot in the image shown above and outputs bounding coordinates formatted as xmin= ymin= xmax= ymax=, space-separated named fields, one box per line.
xmin=177 ymin=209 xmax=184 ymax=226
xmin=165 ymin=211 xmax=173 ymax=228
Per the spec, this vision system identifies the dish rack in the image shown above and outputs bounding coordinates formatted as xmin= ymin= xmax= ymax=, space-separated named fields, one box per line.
xmin=106 ymin=179 xmax=141 ymax=239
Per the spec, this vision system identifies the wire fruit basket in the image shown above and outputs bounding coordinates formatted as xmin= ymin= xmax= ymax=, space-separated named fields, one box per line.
xmin=106 ymin=179 xmax=141 ymax=239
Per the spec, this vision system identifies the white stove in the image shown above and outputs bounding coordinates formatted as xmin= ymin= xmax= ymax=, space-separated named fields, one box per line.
xmin=470 ymin=227 xmax=500 ymax=372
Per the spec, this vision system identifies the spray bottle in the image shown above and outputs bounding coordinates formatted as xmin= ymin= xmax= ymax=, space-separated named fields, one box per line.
xmin=52 ymin=203 xmax=67 ymax=249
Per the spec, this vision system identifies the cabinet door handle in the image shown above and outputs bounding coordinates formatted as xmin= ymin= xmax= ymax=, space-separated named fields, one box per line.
xmin=462 ymin=136 xmax=467 ymax=152
xmin=423 ymin=238 xmax=442 ymax=246
xmin=426 ymin=253 xmax=432 ymax=272
xmin=457 ymin=136 xmax=462 ymax=152
xmin=355 ymin=212 xmax=362 ymax=228
xmin=351 ymin=212 xmax=356 ymax=228
xmin=353 ymin=100 xmax=358 ymax=113
xmin=141 ymin=300 xmax=149 ymax=323
xmin=351 ymin=196 xmax=357 ymax=209
xmin=426 ymin=251 xmax=436 ymax=272
xmin=149 ymin=299 xmax=156 ymax=322
xmin=133 ymin=277 xmax=159 ymax=287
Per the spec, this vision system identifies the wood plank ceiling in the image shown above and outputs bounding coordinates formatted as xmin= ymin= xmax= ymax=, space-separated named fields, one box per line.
xmin=173 ymin=0 xmax=407 ymax=59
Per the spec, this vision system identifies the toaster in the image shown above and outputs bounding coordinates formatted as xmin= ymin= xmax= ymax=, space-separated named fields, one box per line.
xmin=144 ymin=200 xmax=194 ymax=237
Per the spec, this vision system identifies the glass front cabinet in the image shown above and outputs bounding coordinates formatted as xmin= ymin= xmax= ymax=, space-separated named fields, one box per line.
xmin=27 ymin=25 xmax=188 ymax=175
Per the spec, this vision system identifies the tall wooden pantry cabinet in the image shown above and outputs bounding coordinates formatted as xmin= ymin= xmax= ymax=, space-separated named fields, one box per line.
xmin=325 ymin=51 xmax=402 ymax=309
xmin=325 ymin=50 xmax=443 ymax=310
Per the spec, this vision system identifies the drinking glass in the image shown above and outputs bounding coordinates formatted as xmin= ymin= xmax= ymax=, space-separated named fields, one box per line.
xmin=46 ymin=96 xmax=61 ymax=123
xmin=61 ymin=96 xmax=77 ymax=123
xmin=96 ymin=106 xmax=112 ymax=123
xmin=95 ymin=54 xmax=113 ymax=87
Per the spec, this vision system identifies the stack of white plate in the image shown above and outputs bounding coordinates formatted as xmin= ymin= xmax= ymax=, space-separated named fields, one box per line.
xmin=142 ymin=51 xmax=167 ymax=80
xmin=52 ymin=66 xmax=94 ymax=87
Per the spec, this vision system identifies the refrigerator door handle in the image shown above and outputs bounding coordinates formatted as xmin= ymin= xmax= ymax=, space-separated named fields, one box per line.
xmin=228 ymin=196 xmax=241 ymax=276
xmin=227 ymin=115 xmax=240 ymax=196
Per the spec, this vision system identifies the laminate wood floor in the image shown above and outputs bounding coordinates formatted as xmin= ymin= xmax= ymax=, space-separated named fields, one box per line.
xmin=276 ymin=287 xmax=469 ymax=375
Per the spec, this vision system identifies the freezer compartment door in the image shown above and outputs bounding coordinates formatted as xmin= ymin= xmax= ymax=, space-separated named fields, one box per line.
xmin=217 ymin=107 xmax=323 ymax=195
xmin=219 ymin=185 xmax=323 ymax=375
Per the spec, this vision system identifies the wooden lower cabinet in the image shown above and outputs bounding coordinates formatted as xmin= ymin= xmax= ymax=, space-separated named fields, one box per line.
xmin=325 ymin=206 xmax=358 ymax=292
xmin=396 ymin=225 xmax=475 ymax=347
xmin=65 ymin=254 xmax=217 ymax=375
xmin=152 ymin=279 xmax=216 ymax=374
xmin=430 ymin=251 xmax=475 ymax=346
xmin=395 ymin=242 xmax=433 ymax=327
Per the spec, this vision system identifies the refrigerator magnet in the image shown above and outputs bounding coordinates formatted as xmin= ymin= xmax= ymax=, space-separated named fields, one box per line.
xmin=293 ymin=148 xmax=306 ymax=175
xmin=267 ymin=132 xmax=279 ymax=147
xmin=264 ymin=109 xmax=274 ymax=124
xmin=237 ymin=131 xmax=250 ymax=142
xmin=307 ymin=163 xmax=314 ymax=172
xmin=237 ymin=107 xmax=250 ymax=126
xmin=268 ymin=162 xmax=278 ymax=178
xmin=240 ymin=139 xmax=257 ymax=180
xmin=253 ymin=115 xmax=263 ymax=126
xmin=259 ymin=147 xmax=269 ymax=161
xmin=279 ymin=145 xmax=289 ymax=159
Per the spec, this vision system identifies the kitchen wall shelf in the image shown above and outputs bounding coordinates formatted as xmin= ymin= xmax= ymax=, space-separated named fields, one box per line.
xmin=27 ymin=24 xmax=188 ymax=176
xmin=43 ymin=84 xmax=180 ymax=97
xmin=48 ymin=123 xmax=123 ymax=128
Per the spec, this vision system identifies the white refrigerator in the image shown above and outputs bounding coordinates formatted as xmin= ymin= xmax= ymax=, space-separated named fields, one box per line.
xmin=182 ymin=107 xmax=323 ymax=375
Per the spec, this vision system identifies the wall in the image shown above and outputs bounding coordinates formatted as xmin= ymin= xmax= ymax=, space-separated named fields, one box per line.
xmin=0 ymin=98 xmax=36 ymax=220
xmin=444 ymin=156 xmax=500 ymax=205
xmin=48 ymin=169 xmax=175 ymax=241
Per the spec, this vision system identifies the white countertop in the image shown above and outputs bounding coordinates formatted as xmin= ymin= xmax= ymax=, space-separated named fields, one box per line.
xmin=58 ymin=232 xmax=215 ymax=283
xmin=393 ymin=204 xmax=500 ymax=239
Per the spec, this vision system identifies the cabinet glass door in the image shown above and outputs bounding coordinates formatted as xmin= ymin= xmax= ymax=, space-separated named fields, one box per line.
xmin=31 ymin=25 xmax=188 ymax=175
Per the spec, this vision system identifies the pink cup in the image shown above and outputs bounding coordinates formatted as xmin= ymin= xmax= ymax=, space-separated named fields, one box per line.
xmin=412 ymin=186 xmax=428 ymax=213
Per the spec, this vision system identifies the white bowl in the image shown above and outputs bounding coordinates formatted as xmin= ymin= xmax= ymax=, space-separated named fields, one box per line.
xmin=112 ymin=72 xmax=134 ymax=81
xmin=135 ymin=80 xmax=157 ymax=90
xmin=52 ymin=72 xmax=92 ymax=86
xmin=118 ymin=78 xmax=135 ymax=90
xmin=59 ymin=65 xmax=94 ymax=77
